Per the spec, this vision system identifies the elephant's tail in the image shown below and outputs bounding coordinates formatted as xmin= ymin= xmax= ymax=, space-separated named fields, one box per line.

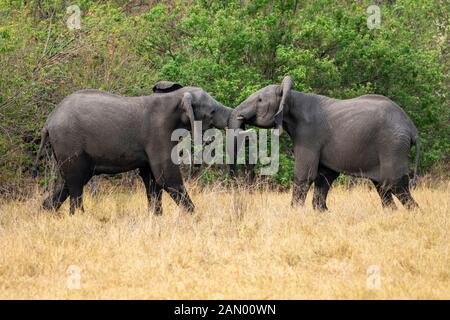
xmin=411 ymin=135 xmax=420 ymax=189
xmin=31 ymin=127 xmax=49 ymax=178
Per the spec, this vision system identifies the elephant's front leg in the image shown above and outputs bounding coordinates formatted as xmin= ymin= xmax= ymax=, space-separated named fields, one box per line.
xmin=165 ymin=184 xmax=195 ymax=213
xmin=291 ymin=145 xmax=319 ymax=208
xmin=292 ymin=181 xmax=313 ymax=207
xmin=148 ymin=180 xmax=163 ymax=215
xmin=149 ymin=157 xmax=195 ymax=213
xmin=139 ymin=167 xmax=163 ymax=215
xmin=312 ymin=167 xmax=340 ymax=211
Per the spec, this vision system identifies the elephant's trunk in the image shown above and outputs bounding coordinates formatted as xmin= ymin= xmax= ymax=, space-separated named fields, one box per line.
xmin=228 ymin=109 xmax=244 ymax=131
xmin=214 ymin=103 xmax=233 ymax=129
xmin=227 ymin=107 xmax=248 ymax=177
xmin=228 ymin=102 xmax=256 ymax=129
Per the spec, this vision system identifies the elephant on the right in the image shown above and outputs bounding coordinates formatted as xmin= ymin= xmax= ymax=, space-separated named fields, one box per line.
xmin=228 ymin=76 xmax=420 ymax=211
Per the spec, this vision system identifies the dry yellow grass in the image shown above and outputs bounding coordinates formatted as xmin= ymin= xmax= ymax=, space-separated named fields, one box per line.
xmin=0 ymin=181 xmax=449 ymax=299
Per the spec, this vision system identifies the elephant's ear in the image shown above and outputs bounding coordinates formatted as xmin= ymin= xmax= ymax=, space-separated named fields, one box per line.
xmin=152 ymin=81 xmax=183 ymax=93
xmin=274 ymin=76 xmax=294 ymax=135
xmin=181 ymin=92 xmax=197 ymax=139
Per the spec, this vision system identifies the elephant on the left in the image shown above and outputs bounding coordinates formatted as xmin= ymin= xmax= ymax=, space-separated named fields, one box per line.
xmin=32 ymin=81 xmax=232 ymax=214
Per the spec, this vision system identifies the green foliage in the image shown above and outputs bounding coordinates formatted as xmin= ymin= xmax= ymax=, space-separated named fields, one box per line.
xmin=136 ymin=0 xmax=449 ymax=181
xmin=0 ymin=0 xmax=448 ymax=188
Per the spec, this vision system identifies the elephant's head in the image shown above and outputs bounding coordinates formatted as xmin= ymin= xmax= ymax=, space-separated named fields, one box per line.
xmin=181 ymin=88 xmax=232 ymax=135
xmin=228 ymin=76 xmax=294 ymax=134
xmin=153 ymin=81 xmax=232 ymax=133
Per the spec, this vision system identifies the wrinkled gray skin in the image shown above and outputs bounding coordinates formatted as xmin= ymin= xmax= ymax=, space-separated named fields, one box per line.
xmin=33 ymin=82 xmax=232 ymax=214
xmin=229 ymin=76 xmax=420 ymax=211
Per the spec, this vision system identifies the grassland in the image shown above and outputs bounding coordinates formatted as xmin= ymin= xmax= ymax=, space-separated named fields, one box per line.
xmin=0 ymin=181 xmax=448 ymax=299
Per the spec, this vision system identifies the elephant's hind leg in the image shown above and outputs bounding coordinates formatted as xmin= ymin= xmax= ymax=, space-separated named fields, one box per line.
xmin=378 ymin=145 xmax=418 ymax=210
xmin=62 ymin=154 xmax=93 ymax=215
xmin=391 ymin=175 xmax=419 ymax=210
xmin=372 ymin=180 xmax=397 ymax=210
xmin=43 ymin=182 xmax=70 ymax=211
xmin=312 ymin=167 xmax=339 ymax=211
xmin=139 ymin=166 xmax=163 ymax=215
xmin=68 ymin=174 xmax=92 ymax=215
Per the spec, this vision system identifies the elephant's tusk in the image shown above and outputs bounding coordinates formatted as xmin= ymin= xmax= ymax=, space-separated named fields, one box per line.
xmin=274 ymin=127 xmax=283 ymax=136
xmin=236 ymin=115 xmax=245 ymax=120
xmin=238 ymin=129 xmax=255 ymax=135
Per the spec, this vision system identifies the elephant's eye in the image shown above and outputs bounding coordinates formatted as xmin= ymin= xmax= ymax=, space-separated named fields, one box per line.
xmin=258 ymin=98 xmax=262 ymax=102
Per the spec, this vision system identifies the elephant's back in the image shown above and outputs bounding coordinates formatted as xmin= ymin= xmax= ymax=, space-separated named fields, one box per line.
xmin=328 ymin=94 xmax=416 ymax=131
xmin=47 ymin=90 xmax=144 ymax=126
xmin=357 ymin=95 xmax=418 ymax=136
xmin=45 ymin=90 xmax=145 ymax=159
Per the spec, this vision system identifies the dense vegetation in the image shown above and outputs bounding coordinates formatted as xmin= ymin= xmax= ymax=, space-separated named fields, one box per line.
xmin=0 ymin=0 xmax=448 ymax=190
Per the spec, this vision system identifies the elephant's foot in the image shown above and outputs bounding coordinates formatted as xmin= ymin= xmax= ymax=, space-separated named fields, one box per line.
xmin=381 ymin=201 xmax=398 ymax=210
xmin=403 ymin=198 xmax=419 ymax=211
xmin=150 ymin=205 xmax=163 ymax=216
xmin=42 ymin=198 xmax=57 ymax=211
xmin=312 ymin=201 xmax=328 ymax=212
xmin=182 ymin=202 xmax=195 ymax=213
xmin=166 ymin=186 xmax=195 ymax=214
xmin=42 ymin=186 xmax=69 ymax=211
xmin=291 ymin=181 xmax=311 ymax=209
xmin=391 ymin=175 xmax=419 ymax=211
xmin=290 ymin=199 xmax=305 ymax=208
xmin=312 ymin=193 xmax=329 ymax=211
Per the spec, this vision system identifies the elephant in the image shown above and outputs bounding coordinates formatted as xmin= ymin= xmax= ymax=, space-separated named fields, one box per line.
xmin=228 ymin=76 xmax=420 ymax=211
xmin=32 ymin=81 xmax=232 ymax=214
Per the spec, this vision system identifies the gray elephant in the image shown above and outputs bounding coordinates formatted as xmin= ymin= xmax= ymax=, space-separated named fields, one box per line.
xmin=32 ymin=81 xmax=232 ymax=214
xmin=228 ymin=76 xmax=420 ymax=211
